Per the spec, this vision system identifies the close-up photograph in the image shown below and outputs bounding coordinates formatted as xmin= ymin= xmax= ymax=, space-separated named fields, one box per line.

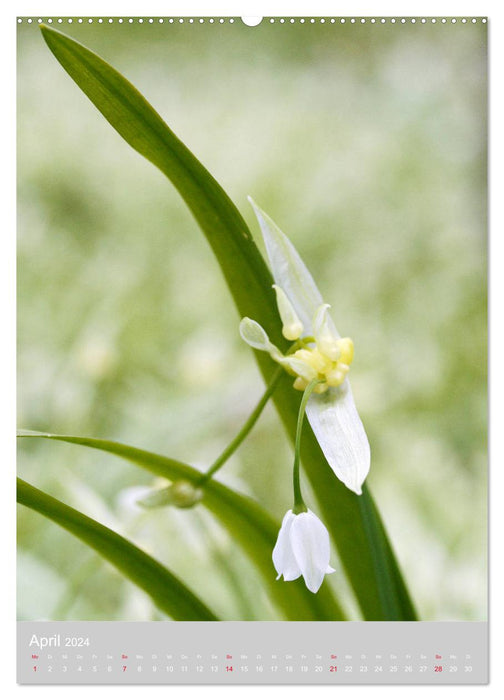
xmin=15 ymin=10 xmax=488 ymax=688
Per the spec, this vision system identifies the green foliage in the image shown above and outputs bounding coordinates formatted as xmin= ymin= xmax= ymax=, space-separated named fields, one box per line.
xmin=17 ymin=477 xmax=219 ymax=621
xmin=17 ymin=20 xmax=486 ymax=622
xmin=36 ymin=24 xmax=416 ymax=620
xmin=18 ymin=431 xmax=344 ymax=621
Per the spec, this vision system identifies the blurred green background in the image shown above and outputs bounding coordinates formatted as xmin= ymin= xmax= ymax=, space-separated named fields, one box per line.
xmin=17 ymin=18 xmax=487 ymax=621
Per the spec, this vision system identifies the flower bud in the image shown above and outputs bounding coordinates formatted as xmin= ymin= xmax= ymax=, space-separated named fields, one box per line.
xmin=273 ymin=509 xmax=335 ymax=593
xmin=137 ymin=480 xmax=203 ymax=509
xmin=313 ymin=304 xmax=340 ymax=361
xmin=168 ymin=480 xmax=204 ymax=508
xmin=273 ymin=285 xmax=304 ymax=341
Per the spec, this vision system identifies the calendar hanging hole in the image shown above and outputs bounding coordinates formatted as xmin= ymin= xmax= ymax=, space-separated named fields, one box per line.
xmin=241 ymin=17 xmax=263 ymax=27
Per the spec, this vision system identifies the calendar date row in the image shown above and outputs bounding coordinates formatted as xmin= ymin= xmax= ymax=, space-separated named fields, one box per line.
xmin=32 ymin=663 xmax=474 ymax=674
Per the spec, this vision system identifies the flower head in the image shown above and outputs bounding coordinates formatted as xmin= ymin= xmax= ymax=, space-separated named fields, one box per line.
xmin=273 ymin=509 xmax=335 ymax=593
xmin=241 ymin=303 xmax=354 ymax=395
xmin=240 ymin=198 xmax=370 ymax=495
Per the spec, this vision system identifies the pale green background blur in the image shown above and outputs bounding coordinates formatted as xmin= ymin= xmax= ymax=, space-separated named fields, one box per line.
xmin=17 ymin=18 xmax=487 ymax=621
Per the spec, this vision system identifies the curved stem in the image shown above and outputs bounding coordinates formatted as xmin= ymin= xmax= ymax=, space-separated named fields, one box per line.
xmin=292 ymin=378 xmax=323 ymax=513
xmin=198 ymin=366 xmax=283 ymax=485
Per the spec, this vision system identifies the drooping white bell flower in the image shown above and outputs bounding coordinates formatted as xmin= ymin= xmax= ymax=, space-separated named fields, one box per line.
xmin=272 ymin=509 xmax=335 ymax=593
xmin=240 ymin=198 xmax=370 ymax=495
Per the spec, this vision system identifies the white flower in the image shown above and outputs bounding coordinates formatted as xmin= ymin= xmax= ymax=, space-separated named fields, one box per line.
xmin=272 ymin=509 xmax=335 ymax=593
xmin=240 ymin=198 xmax=370 ymax=495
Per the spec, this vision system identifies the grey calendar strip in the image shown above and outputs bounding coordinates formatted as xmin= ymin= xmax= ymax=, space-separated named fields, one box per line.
xmin=18 ymin=621 xmax=488 ymax=684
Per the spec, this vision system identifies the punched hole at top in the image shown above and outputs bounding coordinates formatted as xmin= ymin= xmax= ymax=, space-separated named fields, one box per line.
xmin=241 ymin=16 xmax=263 ymax=27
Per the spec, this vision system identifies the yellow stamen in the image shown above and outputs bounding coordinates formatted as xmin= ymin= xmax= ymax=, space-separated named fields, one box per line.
xmin=293 ymin=376 xmax=309 ymax=391
xmin=336 ymin=337 xmax=354 ymax=365
xmin=292 ymin=348 xmax=329 ymax=374
xmin=325 ymin=367 xmax=347 ymax=387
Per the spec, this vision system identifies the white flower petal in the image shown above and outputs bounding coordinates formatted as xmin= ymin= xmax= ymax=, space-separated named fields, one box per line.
xmin=116 ymin=485 xmax=155 ymax=517
xmin=313 ymin=303 xmax=341 ymax=358
xmin=246 ymin=200 xmax=371 ymax=496
xmin=305 ymin=382 xmax=370 ymax=495
xmin=248 ymin=197 xmax=338 ymax=337
xmin=289 ymin=510 xmax=333 ymax=593
xmin=272 ymin=510 xmax=301 ymax=581
xmin=239 ymin=317 xmax=283 ymax=361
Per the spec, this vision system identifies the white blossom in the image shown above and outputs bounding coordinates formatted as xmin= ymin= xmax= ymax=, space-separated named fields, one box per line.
xmin=272 ymin=509 xmax=335 ymax=593
xmin=240 ymin=198 xmax=370 ymax=495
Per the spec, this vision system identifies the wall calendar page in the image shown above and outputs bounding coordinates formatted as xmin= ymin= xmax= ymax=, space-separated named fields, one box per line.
xmin=16 ymin=12 xmax=488 ymax=687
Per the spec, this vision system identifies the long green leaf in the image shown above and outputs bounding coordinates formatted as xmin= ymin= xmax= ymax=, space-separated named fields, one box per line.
xmin=39 ymin=25 xmax=417 ymax=620
xmin=39 ymin=24 xmax=279 ymax=335
xmin=17 ymin=477 xmax=218 ymax=621
xmin=18 ymin=431 xmax=345 ymax=621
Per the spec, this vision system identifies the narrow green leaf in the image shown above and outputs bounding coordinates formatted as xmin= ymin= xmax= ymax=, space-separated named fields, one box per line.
xmin=39 ymin=24 xmax=279 ymax=333
xmin=17 ymin=477 xmax=218 ymax=621
xmin=39 ymin=26 xmax=417 ymax=619
xmin=18 ymin=431 xmax=345 ymax=621
xmin=364 ymin=488 xmax=418 ymax=620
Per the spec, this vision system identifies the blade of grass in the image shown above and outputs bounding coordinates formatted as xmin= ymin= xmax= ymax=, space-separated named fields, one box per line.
xmin=39 ymin=23 xmax=279 ymax=334
xmin=39 ymin=25 xmax=417 ymax=619
xmin=363 ymin=486 xmax=417 ymax=620
xmin=18 ymin=431 xmax=345 ymax=621
xmin=17 ymin=478 xmax=218 ymax=621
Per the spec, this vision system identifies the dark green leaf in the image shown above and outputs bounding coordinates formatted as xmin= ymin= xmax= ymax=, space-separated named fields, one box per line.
xmin=17 ymin=477 xmax=218 ymax=621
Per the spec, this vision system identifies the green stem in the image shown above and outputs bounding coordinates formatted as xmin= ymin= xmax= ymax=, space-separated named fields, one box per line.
xmin=198 ymin=366 xmax=283 ymax=485
xmin=292 ymin=378 xmax=323 ymax=513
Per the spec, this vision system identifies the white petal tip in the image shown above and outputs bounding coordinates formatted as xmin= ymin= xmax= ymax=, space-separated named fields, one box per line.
xmin=340 ymin=475 xmax=365 ymax=495
xmin=305 ymin=385 xmax=371 ymax=497
xmin=283 ymin=573 xmax=302 ymax=582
